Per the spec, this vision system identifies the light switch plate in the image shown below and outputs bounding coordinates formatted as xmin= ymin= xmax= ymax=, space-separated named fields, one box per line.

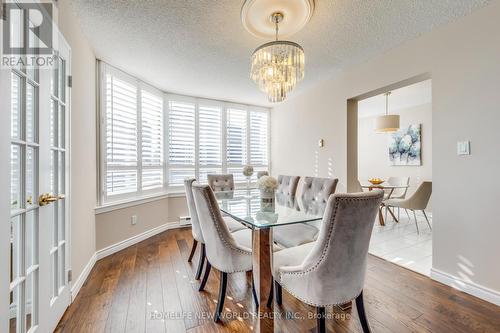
xmin=457 ymin=141 xmax=470 ymax=155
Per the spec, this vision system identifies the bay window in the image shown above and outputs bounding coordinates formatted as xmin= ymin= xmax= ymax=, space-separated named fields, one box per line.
xmin=99 ymin=62 xmax=270 ymax=204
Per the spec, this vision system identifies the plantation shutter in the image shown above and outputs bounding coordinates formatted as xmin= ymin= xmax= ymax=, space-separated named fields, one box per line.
xmin=249 ymin=110 xmax=268 ymax=166
xmin=226 ymin=108 xmax=248 ymax=182
xmin=105 ymin=74 xmax=138 ymax=196
xmin=198 ymin=104 xmax=222 ymax=183
xmin=168 ymin=99 xmax=196 ymax=185
xmin=141 ymin=90 xmax=164 ymax=190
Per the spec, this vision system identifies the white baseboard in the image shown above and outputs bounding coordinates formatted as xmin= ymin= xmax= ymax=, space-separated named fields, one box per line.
xmin=430 ymin=268 xmax=500 ymax=306
xmin=95 ymin=221 xmax=182 ymax=260
xmin=70 ymin=252 xmax=96 ymax=301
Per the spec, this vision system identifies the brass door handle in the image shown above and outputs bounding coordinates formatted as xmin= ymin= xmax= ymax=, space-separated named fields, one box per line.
xmin=39 ymin=193 xmax=58 ymax=206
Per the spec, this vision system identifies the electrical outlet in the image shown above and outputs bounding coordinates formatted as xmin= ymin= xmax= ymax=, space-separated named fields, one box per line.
xmin=131 ymin=215 xmax=137 ymax=225
xmin=457 ymin=141 xmax=470 ymax=156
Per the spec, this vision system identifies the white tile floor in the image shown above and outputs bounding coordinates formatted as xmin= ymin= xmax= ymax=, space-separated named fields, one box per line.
xmin=369 ymin=209 xmax=432 ymax=276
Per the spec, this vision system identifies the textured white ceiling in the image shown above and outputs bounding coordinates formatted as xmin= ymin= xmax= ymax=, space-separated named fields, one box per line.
xmin=69 ymin=0 xmax=491 ymax=106
xmin=358 ymin=79 xmax=432 ymax=118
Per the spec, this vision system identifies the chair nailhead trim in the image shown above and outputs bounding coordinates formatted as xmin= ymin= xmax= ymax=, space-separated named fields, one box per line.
xmin=278 ymin=194 xmax=382 ymax=307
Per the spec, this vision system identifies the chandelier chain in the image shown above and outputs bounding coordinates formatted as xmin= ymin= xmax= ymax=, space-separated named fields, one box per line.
xmin=275 ymin=18 xmax=279 ymax=41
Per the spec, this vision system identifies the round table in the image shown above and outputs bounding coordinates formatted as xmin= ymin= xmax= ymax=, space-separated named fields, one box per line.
xmin=361 ymin=183 xmax=409 ymax=226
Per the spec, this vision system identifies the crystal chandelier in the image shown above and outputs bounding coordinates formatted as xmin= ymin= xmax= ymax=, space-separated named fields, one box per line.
xmin=250 ymin=12 xmax=305 ymax=103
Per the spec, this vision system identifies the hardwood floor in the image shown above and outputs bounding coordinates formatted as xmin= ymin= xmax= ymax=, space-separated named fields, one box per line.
xmin=55 ymin=227 xmax=500 ymax=333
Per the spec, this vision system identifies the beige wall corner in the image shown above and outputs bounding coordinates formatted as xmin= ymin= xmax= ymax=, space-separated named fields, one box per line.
xmin=57 ymin=0 xmax=97 ymax=283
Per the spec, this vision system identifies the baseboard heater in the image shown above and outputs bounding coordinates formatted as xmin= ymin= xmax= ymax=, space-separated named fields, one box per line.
xmin=179 ymin=216 xmax=191 ymax=226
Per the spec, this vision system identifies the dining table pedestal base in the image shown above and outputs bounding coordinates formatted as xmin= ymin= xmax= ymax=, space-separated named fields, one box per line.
xmin=252 ymin=228 xmax=275 ymax=333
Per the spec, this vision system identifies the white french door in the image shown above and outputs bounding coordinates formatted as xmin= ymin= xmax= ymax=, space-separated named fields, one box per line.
xmin=1 ymin=6 xmax=71 ymax=333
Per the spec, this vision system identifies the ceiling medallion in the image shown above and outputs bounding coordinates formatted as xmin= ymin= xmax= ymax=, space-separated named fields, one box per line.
xmin=243 ymin=0 xmax=314 ymax=103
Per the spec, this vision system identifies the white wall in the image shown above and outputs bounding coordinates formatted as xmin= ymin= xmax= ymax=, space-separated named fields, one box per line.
xmin=58 ymin=0 xmax=97 ymax=284
xmin=358 ymin=103 xmax=432 ymax=208
xmin=271 ymin=2 xmax=500 ymax=303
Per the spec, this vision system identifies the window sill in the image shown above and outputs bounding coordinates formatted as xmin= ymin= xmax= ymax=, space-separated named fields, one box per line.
xmin=95 ymin=191 xmax=185 ymax=215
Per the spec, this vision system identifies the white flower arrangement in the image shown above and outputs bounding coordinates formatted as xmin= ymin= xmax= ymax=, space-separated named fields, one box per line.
xmin=242 ymin=165 xmax=254 ymax=177
xmin=257 ymin=175 xmax=278 ymax=190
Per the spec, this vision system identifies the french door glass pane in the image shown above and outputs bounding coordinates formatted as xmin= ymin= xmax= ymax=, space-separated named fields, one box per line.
xmin=26 ymin=83 xmax=36 ymax=143
xmin=9 ymin=287 xmax=19 ymax=333
xmin=26 ymin=211 xmax=37 ymax=268
xmin=59 ymin=57 xmax=66 ymax=101
xmin=58 ymin=246 xmax=66 ymax=290
xmin=10 ymin=216 xmax=21 ymax=283
xmin=26 ymin=271 xmax=37 ymax=331
xmin=51 ymin=252 xmax=57 ymax=298
xmin=26 ymin=147 xmax=36 ymax=208
xmin=50 ymin=99 xmax=57 ymax=147
xmin=59 ymin=106 xmax=65 ymax=148
xmin=11 ymin=73 xmax=22 ymax=139
xmin=58 ymin=200 xmax=65 ymax=243
xmin=11 ymin=145 xmax=22 ymax=211
xmin=50 ymin=150 xmax=55 ymax=193
xmin=58 ymin=152 xmax=65 ymax=194
xmin=51 ymin=55 xmax=58 ymax=98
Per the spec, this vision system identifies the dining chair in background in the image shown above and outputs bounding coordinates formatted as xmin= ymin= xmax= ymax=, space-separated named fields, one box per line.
xmin=276 ymin=175 xmax=300 ymax=196
xmin=273 ymin=177 xmax=338 ymax=248
xmin=384 ymin=181 xmax=432 ymax=234
xmin=207 ymin=173 xmax=235 ymax=191
xmin=385 ymin=176 xmax=410 ymax=221
xmin=207 ymin=174 xmax=246 ymax=232
xmin=270 ymin=190 xmax=384 ymax=333
xmin=192 ymin=183 xmax=258 ymax=322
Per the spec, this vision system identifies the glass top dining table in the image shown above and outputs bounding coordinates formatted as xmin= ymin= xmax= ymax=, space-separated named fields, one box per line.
xmin=214 ymin=188 xmax=324 ymax=229
xmin=213 ymin=187 xmax=348 ymax=333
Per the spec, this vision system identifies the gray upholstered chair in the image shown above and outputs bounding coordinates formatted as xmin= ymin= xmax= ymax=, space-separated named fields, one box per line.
xmin=207 ymin=173 xmax=234 ymax=192
xmin=257 ymin=170 xmax=269 ymax=179
xmin=276 ymin=175 xmax=300 ymax=196
xmin=273 ymin=177 xmax=338 ymax=248
xmin=185 ymin=178 xmax=246 ymax=281
xmin=184 ymin=179 xmax=207 ymax=280
xmin=269 ymin=190 xmax=384 ymax=333
xmin=206 ymin=174 xmax=245 ymax=232
xmin=384 ymin=181 xmax=432 ymax=234
xmin=191 ymin=183 xmax=258 ymax=322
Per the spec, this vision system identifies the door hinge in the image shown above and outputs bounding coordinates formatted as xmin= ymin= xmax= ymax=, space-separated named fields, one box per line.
xmin=67 ymin=75 xmax=72 ymax=88
xmin=68 ymin=269 xmax=73 ymax=282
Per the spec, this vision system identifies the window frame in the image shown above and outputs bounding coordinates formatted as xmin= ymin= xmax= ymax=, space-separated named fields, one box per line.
xmin=99 ymin=63 xmax=166 ymax=203
xmin=98 ymin=62 xmax=271 ymax=206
